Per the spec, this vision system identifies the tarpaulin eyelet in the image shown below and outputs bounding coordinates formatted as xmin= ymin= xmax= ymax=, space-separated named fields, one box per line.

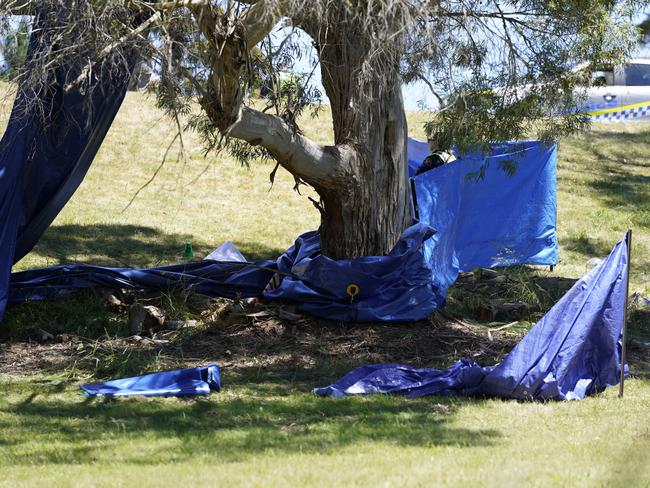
xmin=346 ymin=283 xmax=360 ymax=302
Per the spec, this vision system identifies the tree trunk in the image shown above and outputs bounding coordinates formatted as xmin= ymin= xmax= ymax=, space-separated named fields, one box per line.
xmin=317 ymin=85 xmax=412 ymax=259
xmin=314 ymin=27 xmax=412 ymax=259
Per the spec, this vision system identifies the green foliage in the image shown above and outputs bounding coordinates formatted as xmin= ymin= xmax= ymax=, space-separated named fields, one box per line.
xmin=416 ymin=0 xmax=641 ymax=150
xmin=0 ymin=18 xmax=29 ymax=81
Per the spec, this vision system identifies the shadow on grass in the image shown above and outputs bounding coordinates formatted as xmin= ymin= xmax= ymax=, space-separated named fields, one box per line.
xmin=575 ymin=132 xmax=650 ymax=231
xmin=588 ymin=172 xmax=650 ymax=229
xmin=24 ymin=223 xmax=285 ymax=268
xmin=588 ymin=129 xmax=650 ymax=170
xmin=446 ymin=266 xmax=576 ymax=322
xmin=1 ymin=289 xmax=128 ymax=341
xmin=0 ymin=377 xmax=500 ymax=466
xmin=563 ymin=235 xmax=614 ymax=258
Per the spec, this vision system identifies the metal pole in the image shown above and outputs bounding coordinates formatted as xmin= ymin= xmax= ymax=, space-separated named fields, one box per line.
xmin=619 ymin=229 xmax=632 ymax=398
xmin=410 ymin=178 xmax=420 ymax=222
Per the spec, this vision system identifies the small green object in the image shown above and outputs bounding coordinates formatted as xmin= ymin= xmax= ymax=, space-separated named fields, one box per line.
xmin=182 ymin=242 xmax=194 ymax=259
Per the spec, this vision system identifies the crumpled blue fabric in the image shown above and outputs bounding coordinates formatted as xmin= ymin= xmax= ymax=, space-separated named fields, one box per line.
xmin=9 ymin=260 xmax=276 ymax=303
xmin=10 ymin=223 xmax=441 ymax=322
xmin=81 ymin=365 xmax=221 ymax=398
xmin=265 ymin=222 xmax=441 ymax=321
xmin=315 ymin=235 xmax=629 ymax=400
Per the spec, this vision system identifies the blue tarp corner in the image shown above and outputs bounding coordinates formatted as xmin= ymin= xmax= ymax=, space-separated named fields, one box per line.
xmin=413 ymin=139 xmax=558 ymax=294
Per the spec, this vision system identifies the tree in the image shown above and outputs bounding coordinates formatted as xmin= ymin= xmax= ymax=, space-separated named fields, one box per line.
xmin=0 ymin=1 xmax=642 ymax=259
xmin=637 ymin=13 xmax=650 ymax=44
xmin=0 ymin=17 xmax=29 ymax=80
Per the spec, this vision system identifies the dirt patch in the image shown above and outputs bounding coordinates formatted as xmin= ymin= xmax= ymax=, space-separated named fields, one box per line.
xmin=0 ymin=341 xmax=79 ymax=375
xmin=0 ymin=298 xmax=522 ymax=377
xmin=2 ymin=285 xmax=649 ymax=380
xmin=183 ymin=308 xmax=522 ymax=371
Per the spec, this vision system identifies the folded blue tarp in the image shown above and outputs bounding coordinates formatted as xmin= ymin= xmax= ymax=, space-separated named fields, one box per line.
xmin=412 ymin=139 xmax=558 ymax=294
xmin=315 ymin=235 xmax=629 ymax=400
xmin=81 ymin=365 xmax=221 ymax=398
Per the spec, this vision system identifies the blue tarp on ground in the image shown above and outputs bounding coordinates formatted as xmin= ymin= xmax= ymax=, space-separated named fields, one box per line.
xmin=412 ymin=138 xmax=558 ymax=295
xmin=0 ymin=13 xmax=134 ymax=322
xmin=81 ymin=365 xmax=221 ymax=397
xmin=266 ymin=223 xmax=440 ymax=322
xmin=10 ymin=223 xmax=441 ymax=322
xmin=314 ymin=235 xmax=628 ymax=400
xmin=8 ymin=260 xmax=276 ymax=303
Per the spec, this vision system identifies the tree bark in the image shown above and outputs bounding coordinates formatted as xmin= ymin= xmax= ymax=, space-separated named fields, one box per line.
xmin=311 ymin=20 xmax=412 ymax=259
xmin=316 ymin=85 xmax=412 ymax=259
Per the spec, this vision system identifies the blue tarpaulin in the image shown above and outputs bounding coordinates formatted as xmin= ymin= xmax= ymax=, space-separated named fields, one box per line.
xmin=81 ymin=365 xmax=221 ymax=398
xmin=265 ymin=223 xmax=440 ymax=321
xmin=314 ymin=235 xmax=629 ymax=400
xmin=9 ymin=260 xmax=276 ymax=303
xmin=411 ymin=138 xmax=558 ymax=294
xmin=0 ymin=13 xmax=134 ymax=321
xmin=10 ymin=223 xmax=440 ymax=322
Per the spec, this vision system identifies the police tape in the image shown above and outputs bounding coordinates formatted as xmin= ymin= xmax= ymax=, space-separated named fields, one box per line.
xmin=588 ymin=101 xmax=650 ymax=122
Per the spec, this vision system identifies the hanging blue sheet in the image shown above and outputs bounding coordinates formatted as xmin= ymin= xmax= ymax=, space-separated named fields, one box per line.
xmin=81 ymin=365 xmax=221 ymax=397
xmin=314 ymin=235 xmax=629 ymax=400
xmin=0 ymin=13 xmax=135 ymax=321
xmin=411 ymin=139 xmax=558 ymax=293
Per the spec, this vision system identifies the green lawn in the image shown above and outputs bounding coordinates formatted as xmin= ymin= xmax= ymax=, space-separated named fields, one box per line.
xmin=1 ymin=374 xmax=649 ymax=487
xmin=1 ymin=91 xmax=649 ymax=487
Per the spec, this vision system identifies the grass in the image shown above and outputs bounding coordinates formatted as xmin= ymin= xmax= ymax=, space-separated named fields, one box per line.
xmin=1 ymin=90 xmax=650 ymax=486
xmin=1 ymin=373 xmax=649 ymax=487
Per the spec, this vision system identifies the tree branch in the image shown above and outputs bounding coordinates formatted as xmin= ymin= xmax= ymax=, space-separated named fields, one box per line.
xmin=228 ymin=106 xmax=345 ymax=187
xmin=63 ymin=10 xmax=161 ymax=93
xmin=0 ymin=0 xmax=34 ymax=15
xmin=241 ymin=0 xmax=282 ymax=49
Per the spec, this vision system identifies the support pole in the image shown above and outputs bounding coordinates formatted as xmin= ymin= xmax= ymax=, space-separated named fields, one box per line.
xmin=410 ymin=178 xmax=420 ymax=222
xmin=619 ymin=229 xmax=632 ymax=398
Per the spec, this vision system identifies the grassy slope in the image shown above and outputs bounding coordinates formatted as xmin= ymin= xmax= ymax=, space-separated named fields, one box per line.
xmin=1 ymin=91 xmax=649 ymax=487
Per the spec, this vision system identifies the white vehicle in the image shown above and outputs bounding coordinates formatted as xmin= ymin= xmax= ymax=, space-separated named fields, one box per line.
xmin=583 ymin=58 xmax=650 ymax=121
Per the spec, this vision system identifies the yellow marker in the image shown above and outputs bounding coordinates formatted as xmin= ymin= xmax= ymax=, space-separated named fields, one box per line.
xmin=346 ymin=284 xmax=360 ymax=302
